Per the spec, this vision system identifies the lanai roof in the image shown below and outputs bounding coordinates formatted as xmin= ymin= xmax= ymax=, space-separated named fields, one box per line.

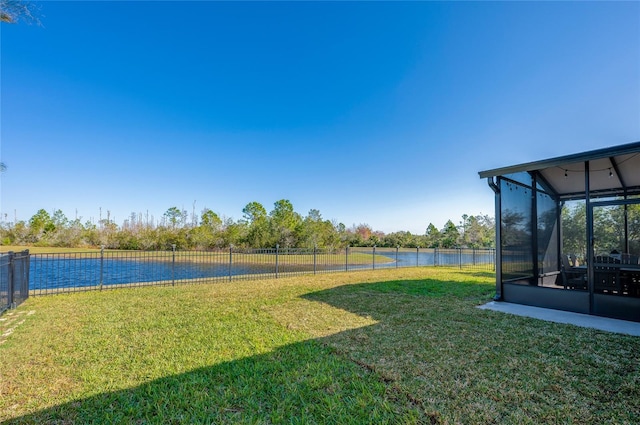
xmin=478 ymin=141 xmax=640 ymax=200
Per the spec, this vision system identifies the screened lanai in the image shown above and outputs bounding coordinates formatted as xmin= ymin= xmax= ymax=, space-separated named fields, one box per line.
xmin=479 ymin=141 xmax=640 ymax=322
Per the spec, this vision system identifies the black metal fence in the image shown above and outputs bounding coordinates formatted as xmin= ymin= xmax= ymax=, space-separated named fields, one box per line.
xmin=28 ymin=246 xmax=496 ymax=296
xmin=1 ymin=250 xmax=31 ymax=313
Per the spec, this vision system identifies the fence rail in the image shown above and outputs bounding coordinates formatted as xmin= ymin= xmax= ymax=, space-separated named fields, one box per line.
xmin=27 ymin=246 xmax=496 ymax=296
xmin=1 ymin=250 xmax=31 ymax=313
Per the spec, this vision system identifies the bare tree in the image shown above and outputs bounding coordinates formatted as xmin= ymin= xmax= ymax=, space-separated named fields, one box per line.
xmin=1 ymin=0 xmax=41 ymax=25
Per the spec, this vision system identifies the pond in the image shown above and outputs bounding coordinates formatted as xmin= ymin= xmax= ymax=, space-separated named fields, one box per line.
xmin=28 ymin=249 xmax=495 ymax=292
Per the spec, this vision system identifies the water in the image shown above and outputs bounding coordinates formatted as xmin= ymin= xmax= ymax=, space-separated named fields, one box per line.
xmin=30 ymin=257 xmax=278 ymax=290
xmin=359 ymin=250 xmax=494 ymax=269
xmin=29 ymin=249 xmax=494 ymax=291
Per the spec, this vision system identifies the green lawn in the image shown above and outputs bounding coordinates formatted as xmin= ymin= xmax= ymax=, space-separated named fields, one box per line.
xmin=1 ymin=268 xmax=639 ymax=424
xmin=0 ymin=245 xmax=103 ymax=254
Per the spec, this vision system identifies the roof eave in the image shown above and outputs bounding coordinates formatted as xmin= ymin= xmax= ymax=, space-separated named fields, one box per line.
xmin=478 ymin=140 xmax=640 ymax=179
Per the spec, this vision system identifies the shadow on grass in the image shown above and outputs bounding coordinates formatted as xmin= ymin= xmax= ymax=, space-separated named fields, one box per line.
xmin=298 ymin=276 xmax=640 ymax=424
xmin=306 ymin=274 xmax=495 ymax=299
xmin=4 ymin=273 xmax=496 ymax=424
xmin=8 ymin=272 xmax=640 ymax=424
xmin=6 ymin=339 xmax=425 ymax=424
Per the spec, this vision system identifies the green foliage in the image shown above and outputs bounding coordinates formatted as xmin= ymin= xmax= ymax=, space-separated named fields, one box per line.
xmin=191 ymin=209 xmax=224 ymax=249
xmin=27 ymin=209 xmax=55 ymax=242
xmin=459 ymin=214 xmax=494 ymax=248
xmin=630 ymin=204 xmax=640 ymax=254
xmin=1 ymin=203 xmax=496 ymax=250
xmin=563 ymin=201 xmax=640 ymax=260
xmin=269 ymin=199 xmax=302 ymax=248
xmin=163 ymin=206 xmax=184 ymax=229
xmin=242 ymin=202 xmax=267 ymax=224
xmin=440 ymin=220 xmax=460 ymax=248
xmin=200 ymin=208 xmax=222 ymax=229
xmin=425 ymin=223 xmax=441 ymax=248
xmin=241 ymin=202 xmax=270 ymax=248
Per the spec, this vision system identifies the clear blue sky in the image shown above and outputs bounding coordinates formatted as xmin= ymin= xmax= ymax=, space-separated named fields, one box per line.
xmin=1 ymin=1 xmax=639 ymax=234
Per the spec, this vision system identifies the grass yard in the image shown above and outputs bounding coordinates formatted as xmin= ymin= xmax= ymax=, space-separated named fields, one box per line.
xmin=1 ymin=268 xmax=639 ymax=424
xmin=0 ymin=245 xmax=103 ymax=254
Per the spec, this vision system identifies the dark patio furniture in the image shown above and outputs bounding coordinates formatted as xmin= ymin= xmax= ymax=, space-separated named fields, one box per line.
xmin=561 ymin=254 xmax=587 ymax=290
xmin=620 ymin=263 xmax=640 ymax=297
xmin=593 ymin=256 xmax=621 ymax=294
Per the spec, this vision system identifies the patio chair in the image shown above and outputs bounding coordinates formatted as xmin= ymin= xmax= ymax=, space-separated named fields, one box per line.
xmin=561 ymin=254 xmax=587 ymax=290
xmin=594 ymin=256 xmax=621 ymax=294
xmin=569 ymin=254 xmax=580 ymax=267
xmin=619 ymin=254 xmax=640 ymax=296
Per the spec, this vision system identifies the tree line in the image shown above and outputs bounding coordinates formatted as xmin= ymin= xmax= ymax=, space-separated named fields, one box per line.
xmin=0 ymin=200 xmax=495 ymax=250
xmin=562 ymin=202 xmax=640 ymax=258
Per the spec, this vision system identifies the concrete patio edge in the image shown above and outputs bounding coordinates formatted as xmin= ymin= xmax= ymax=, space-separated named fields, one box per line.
xmin=478 ymin=301 xmax=640 ymax=337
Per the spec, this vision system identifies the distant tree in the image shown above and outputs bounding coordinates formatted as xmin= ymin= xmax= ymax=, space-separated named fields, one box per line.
xmin=0 ymin=220 xmax=28 ymax=245
xmin=424 ymin=223 xmax=441 ymax=248
xmin=98 ymin=218 xmax=119 ymax=248
xmin=242 ymin=202 xmax=267 ymax=224
xmin=382 ymin=231 xmax=417 ymax=248
xmin=300 ymin=209 xmax=323 ymax=248
xmin=191 ymin=208 xmax=223 ymax=249
xmin=298 ymin=209 xmax=342 ymax=249
xmin=321 ymin=221 xmax=343 ymax=250
xmin=459 ymin=214 xmax=495 ymax=248
xmin=52 ymin=209 xmax=68 ymax=229
xmin=28 ymin=209 xmax=54 ymax=242
xmin=219 ymin=218 xmax=245 ymax=248
xmin=561 ymin=203 xmax=586 ymax=257
xmin=163 ymin=207 xmax=183 ymax=229
xmin=501 ymin=209 xmax=528 ymax=248
xmin=440 ymin=220 xmax=460 ymax=248
xmin=5 ymin=203 xmax=498 ymax=251
xmin=82 ymin=220 xmax=101 ymax=247
xmin=269 ymin=199 xmax=301 ymax=247
xmin=242 ymin=202 xmax=270 ymax=248
xmin=344 ymin=224 xmax=367 ymax=247
xmin=198 ymin=209 xmax=218 ymax=229
xmin=368 ymin=232 xmax=381 ymax=247
xmin=629 ymin=204 xmax=640 ymax=254
xmin=354 ymin=223 xmax=372 ymax=241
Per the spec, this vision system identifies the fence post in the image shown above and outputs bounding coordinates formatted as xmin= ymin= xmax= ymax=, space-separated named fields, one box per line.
xmin=172 ymin=244 xmax=176 ymax=286
xmin=313 ymin=245 xmax=317 ymax=275
xmin=416 ymin=246 xmax=420 ymax=267
xmin=24 ymin=250 xmax=30 ymax=301
xmin=229 ymin=245 xmax=233 ymax=282
xmin=275 ymin=244 xmax=279 ymax=279
xmin=434 ymin=247 xmax=438 ymax=267
xmin=99 ymin=246 xmax=104 ymax=291
xmin=372 ymin=245 xmax=376 ymax=270
xmin=473 ymin=248 xmax=476 ymax=266
xmin=396 ymin=246 xmax=399 ymax=268
xmin=7 ymin=251 xmax=14 ymax=308
xmin=493 ymin=248 xmax=496 ymax=271
xmin=345 ymin=246 xmax=349 ymax=271
xmin=459 ymin=248 xmax=462 ymax=269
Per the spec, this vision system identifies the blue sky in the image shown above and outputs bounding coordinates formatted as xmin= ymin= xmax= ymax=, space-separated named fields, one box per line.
xmin=1 ymin=1 xmax=639 ymax=234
